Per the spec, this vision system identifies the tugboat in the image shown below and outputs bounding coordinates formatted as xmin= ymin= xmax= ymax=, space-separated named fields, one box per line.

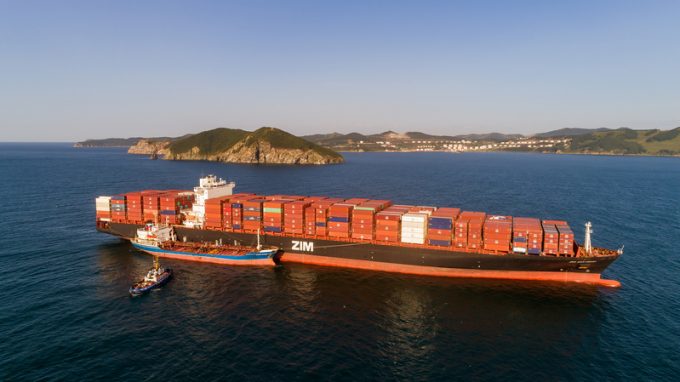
xmin=129 ymin=256 xmax=173 ymax=296
xmin=131 ymin=223 xmax=278 ymax=266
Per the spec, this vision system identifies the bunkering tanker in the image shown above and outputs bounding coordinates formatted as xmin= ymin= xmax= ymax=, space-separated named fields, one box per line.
xmin=95 ymin=175 xmax=622 ymax=287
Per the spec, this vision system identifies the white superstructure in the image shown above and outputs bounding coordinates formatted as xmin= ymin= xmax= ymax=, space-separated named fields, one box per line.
xmin=185 ymin=175 xmax=235 ymax=228
xmin=135 ymin=223 xmax=176 ymax=245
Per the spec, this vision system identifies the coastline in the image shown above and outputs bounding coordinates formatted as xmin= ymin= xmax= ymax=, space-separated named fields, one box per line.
xmin=336 ymin=149 xmax=680 ymax=158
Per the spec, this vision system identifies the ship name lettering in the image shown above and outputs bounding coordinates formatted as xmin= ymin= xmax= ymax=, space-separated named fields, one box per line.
xmin=292 ymin=240 xmax=314 ymax=252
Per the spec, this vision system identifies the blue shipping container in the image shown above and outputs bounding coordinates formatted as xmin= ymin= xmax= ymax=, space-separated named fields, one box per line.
xmin=428 ymin=239 xmax=452 ymax=247
xmin=231 ymin=203 xmax=242 ymax=208
xmin=233 ymin=224 xmax=241 ymax=230
xmin=160 ymin=210 xmax=176 ymax=216
xmin=428 ymin=217 xmax=453 ymax=229
xmin=264 ymin=226 xmax=282 ymax=233
xmin=328 ymin=216 xmax=349 ymax=223
xmin=315 ymin=222 xmax=327 ymax=227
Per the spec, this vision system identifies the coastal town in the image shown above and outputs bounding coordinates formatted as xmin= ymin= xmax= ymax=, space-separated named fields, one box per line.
xmin=342 ymin=137 xmax=571 ymax=152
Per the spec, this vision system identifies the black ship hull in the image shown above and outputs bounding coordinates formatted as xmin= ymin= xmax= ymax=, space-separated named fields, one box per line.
xmin=99 ymin=222 xmax=620 ymax=287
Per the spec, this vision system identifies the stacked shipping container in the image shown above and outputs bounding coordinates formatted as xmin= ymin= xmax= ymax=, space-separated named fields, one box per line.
xmin=401 ymin=212 xmax=429 ymax=244
xmin=142 ymin=191 xmax=161 ymax=222
xmin=542 ymin=220 xmax=575 ymax=256
xmin=125 ymin=192 xmax=143 ymax=223
xmin=243 ymin=199 xmax=265 ymax=231
xmin=455 ymin=211 xmax=486 ymax=249
xmin=427 ymin=207 xmax=460 ymax=246
xmin=351 ymin=200 xmax=392 ymax=240
xmin=158 ymin=191 xmax=194 ymax=225
xmin=204 ymin=197 xmax=226 ymax=229
xmin=283 ymin=201 xmax=309 ymax=234
xmin=483 ymin=215 xmax=513 ymax=252
xmin=328 ymin=203 xmax=353 ymax=238
xmin=512 ymin=217 xmax=543 ymax=254
xmin=110 ymin=195 xmax=126 ymax=223
xmin=95 ymin=196 xmax=111 ymax=221
xmin=542 ymin=221 xmax=560 ymax=255
xmin=375 ymin=205 xmax=410 ymax=242
xmin=263 ymin=200 xmax=286 ymax=233
xmin=99 ymin=189 xmax=582 ymax=257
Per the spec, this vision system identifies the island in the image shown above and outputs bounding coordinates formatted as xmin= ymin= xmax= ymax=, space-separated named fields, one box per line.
xmin=126 ymin=127 xmax=343 ymax=165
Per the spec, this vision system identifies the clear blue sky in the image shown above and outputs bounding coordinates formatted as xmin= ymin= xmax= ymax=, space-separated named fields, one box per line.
xmin=1 ymin=0 xmax=678 ymax=141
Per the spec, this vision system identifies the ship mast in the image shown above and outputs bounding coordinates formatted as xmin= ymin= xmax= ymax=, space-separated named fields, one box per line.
xmin=584 ymin=221 xmax=593 ymax=255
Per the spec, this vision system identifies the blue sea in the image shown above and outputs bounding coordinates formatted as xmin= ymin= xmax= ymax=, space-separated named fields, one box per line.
xmin=0 ymin=144 xmax=678 ymax=380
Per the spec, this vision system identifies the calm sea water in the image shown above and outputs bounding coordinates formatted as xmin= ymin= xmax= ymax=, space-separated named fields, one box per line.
xmin=0 ymin=144 xmax=679 ymax=380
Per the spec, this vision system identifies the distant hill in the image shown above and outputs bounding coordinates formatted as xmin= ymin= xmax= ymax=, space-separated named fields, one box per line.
xmin=535 ymin=128 xmax=611 ymax=138
xmin=74 ymin=135 xmax=188 ymax=147
xmin=302 ymin=131 xmax=521 ymax=147
xmin=566 ymin=127 xmax=680 ymax=155
xmin=165 ymin=127 xmax=343 ymax=164
xmin=451 ymin=132 xmax=524 ymax=141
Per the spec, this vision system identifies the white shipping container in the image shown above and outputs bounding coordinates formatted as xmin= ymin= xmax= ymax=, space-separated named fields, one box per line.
xmin=513 ymin=247 xmax=527 ymax=253
xmin=402 ymin=213 xmax=428 ymax=223
xmin=401 ymin=237 xmax=425 ymax=244
xmin=402 ymin=228 xmax=425 ymax=233
xmin=95 ymin=196 xmax=112 ymax=211
xmin=94 ymin=196 xmax=111 ymax=212
xmin=402 ymin=212 xmax=427 ymax=242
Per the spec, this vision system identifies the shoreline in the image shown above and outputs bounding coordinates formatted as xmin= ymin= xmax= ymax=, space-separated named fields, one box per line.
xmin=336 ymin=149 xmax=680 ymax=158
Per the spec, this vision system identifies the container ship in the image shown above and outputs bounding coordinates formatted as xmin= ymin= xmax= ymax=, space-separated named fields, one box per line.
xmin=95 ymin=175 xmax=622 ymax=287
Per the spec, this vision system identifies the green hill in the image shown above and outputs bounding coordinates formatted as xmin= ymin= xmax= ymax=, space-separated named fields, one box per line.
xmin=567 ymin=127 xmax=680 ymax=155
xmin=166 ymin=127 xmax=343 ymax=164
xmin=167 ymin=128 xmax=250 ymax=155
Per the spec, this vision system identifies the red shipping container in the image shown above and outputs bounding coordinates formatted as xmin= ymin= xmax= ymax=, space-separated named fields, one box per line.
xmin=328 ymin=222 xmax=350 ymax=230
xmin=427 ymin=232 xmax=452 ymax=241
xmin=328 ymin=231 xmax=350 ymax=238
xmin=543 ymin=219 xmax=568 ymax=226
xmin=351 ymin=232 xmax=373 ymax=240
xmin=376 ymin=233 xmax=400 ymax=242
xmin=343 ymin=198 xmax=369 ymax=205
xmin=329 ymin=204 xmax=353 ymax=217
xmin=431 ymin=207 xmax=461 ymax=219
xmin=427 ymin=228 xmax=452 ymax=236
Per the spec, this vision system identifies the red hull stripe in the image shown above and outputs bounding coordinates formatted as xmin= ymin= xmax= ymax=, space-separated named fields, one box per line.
xmin=138 ymin=249 xmax=275 ymax=266
xmin=280 ymin=252 xmax=621 ymax=288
